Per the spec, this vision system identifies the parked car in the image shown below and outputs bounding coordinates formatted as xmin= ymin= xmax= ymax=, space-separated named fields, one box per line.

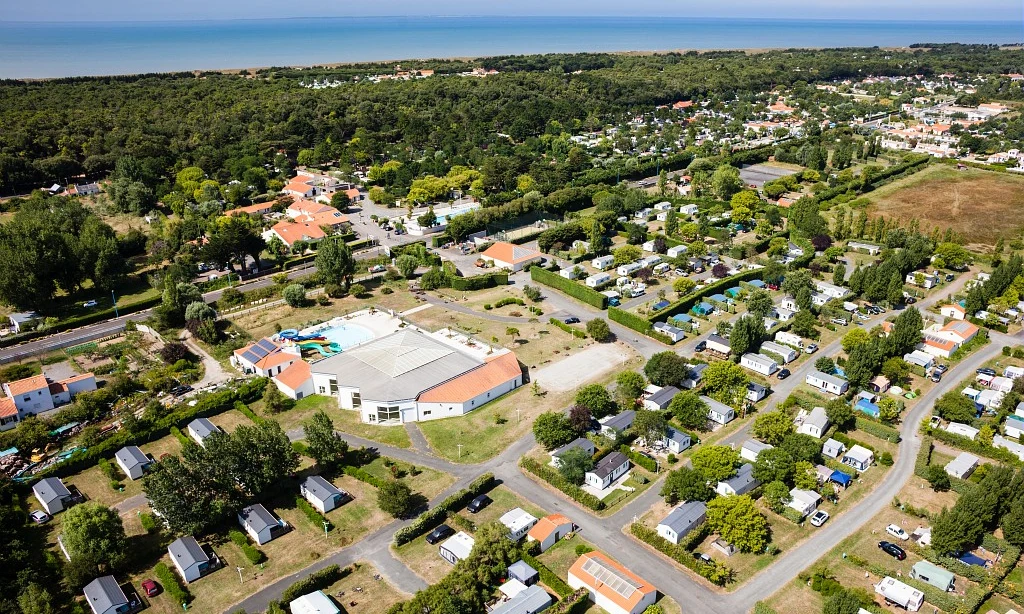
xmin=930 ymin=373 xmax=942 ymax=383
xmin=368 ymin=264 xmax=386 ymax=274
xmin=562 ymin=316 xmax=580 ymax=324
xmin=467 ymin=494 xmax=491 ymax=514
xmin=425 ymin=524 xmax=454 ymax=544
xmin=878 ymin=541 xmax=907 ymax=561
xmin=82 ymin=300 xmax=98 ymax=308
xmin=830 ymin=318 xmax=848 ymax=326
xmin=693 ymin=552 xmax=713 ymax=565
xmin=945 ymin=274 xmax=954 ymax=282
xmin=929 ymin=415 xmax=941 ymax=429
xmin=934 ymin=364 xmax=948 ymax=375
xmin=777 ymin=368 xmax=791 ymax=380
xmin=804 ymin=343 xmax=819 ymax=354
xmin=856 ymin=312 xmax=870 ymax=321
xmin=30 ymin=510 xmax=50 ymax=524
xmin=977 ymin=368 xmax=996 ymax=376
xmin=809 ymin=510 xmax=830 ymax=527
xmin=886 ymin=524 xmax=909 ymax=541
xmin=141 ymin=579 xmax=160 ymax=598
xmin=169 ymin=385 xmax=194 ymax=397
xmin=905 ymin=297 xmax=917 ymax=304
xmin=695 ymin=341 xmax=707 ymax=352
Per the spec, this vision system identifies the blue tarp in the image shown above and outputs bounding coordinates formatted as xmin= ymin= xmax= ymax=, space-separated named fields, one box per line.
xmin=957 ymin=552 xmax=988 ymax=567
xmin=0 ymin=447 xmax=17 ymax=458
xmin=671 ymin=314 xmax=693 ymax=324
xmin=49 ymin=422 xmax=80 ymax=436
xmin=855 ymin=399 xmax=880 ymax=418
xmin=653 ymin=300 xmax=670 ymax=311
xmin=748 ymin=280 xmax=766 ymax=288
xmin=829 ymin=470 xmax=852 ymax=486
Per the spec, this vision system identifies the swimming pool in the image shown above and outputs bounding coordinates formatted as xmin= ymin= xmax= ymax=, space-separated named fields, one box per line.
xmin=317 ymin=322 xmax=374 ymax=350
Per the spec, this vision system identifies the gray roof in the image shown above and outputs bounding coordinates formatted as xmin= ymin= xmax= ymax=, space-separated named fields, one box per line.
xmin=646 ymin=386 xmax=679 ymax=408
xmin=808 ymin=370 xmax=847 ymax=388
xmin=590 ymin=451 xmax=629 ymax=479
xmin=945 ymin=452 xmax=979 ymax=475
xmin=706 ymin=334 xmax=730 ymax=348
xmin=491 ymin=585 xmax=553 ymax=614
xmin=701 ymin=395 xmax=734 ymax=417
xmin=747 ymin=382 xmax=767 ymax=394
xmin=742 ymin=353 xmax=776 ymax=369
xmin=33 ymin=477 xmax=71 ymax=504
xmin=115 ymin=446 xmax=150 ymax=470
xmin=760 ymin=341 xmax=795 ymax=356
xmin=301 ymin=475 xmax=344 ymax=502
xmin=188 ymin=418 xmax=219 ymax=440
xmin=653 ymin=322 xmax=684 ymax=335
xmin=83 ymin=576 xmax=128 ymax=614
xmin=805 ymin=407 xmax=830 ymax=430
xmin=742 ymin=439 xmax=773 ymax=455
xmin=665 ymin=427 xmax=690 ymax=445
xmin=602 ymin=410 xmax=636 ymax=432
xmin=659 ymin=501 xmax=707 ymax=534
xmin=720 ymin=463 xmax=758 ymax=494
xmin=311 ymin=329 xmax=482 ymax=402
xmin=551 ymin=437 xmax=595 ymax=458
xmin=239 ymin=504 xmax=279 ymax=533
xmin=508 ymin=560 xmax=538 ymax=580
xmin=686 ymin=363 xmax=708 ymax=380
xmin=168 ymin=535 xmax=209 ymax=569
xmin=9 ymin=312 xmax=39 ymax=324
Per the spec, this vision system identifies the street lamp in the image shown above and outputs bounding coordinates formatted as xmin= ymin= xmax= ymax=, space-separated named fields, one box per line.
xmin=236 ymin=566 xmax=244 ymax=584
xmin=457 ymin=444 xmax=463 ymax=459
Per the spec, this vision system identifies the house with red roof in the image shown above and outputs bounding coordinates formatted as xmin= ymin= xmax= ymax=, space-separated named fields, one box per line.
xmin=231 ymin=338 xmax=301 ymax=377
xmin=920 ymin=320 xmax=980 ymax=359
xmin=568 ymin=552 xmax=657 ymax=614
xmin=0 ymin=372 xmax=96 ymax=431
xmin=527 ymin=514 xmax=575 ymax=552
xmin=479 ymin=242 xmax=544 ymax=272
xmin=262 ymin=208 xmax=349 ymax=249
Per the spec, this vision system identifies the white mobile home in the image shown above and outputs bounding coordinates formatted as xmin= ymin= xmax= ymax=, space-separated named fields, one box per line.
xmin=806 ymin=371 xmax=849 ymax=395
xmin=667 ymin=245 xmax=687 ymax=258
xmin=944 ymin=452 xmax=979 ymax=479
xmin=617 ymin=262 xmax=642 ymax=277
xmin=500 ymin=508 xmax=539 ymax=541
xmin=656 ymin=501 xmax=706 ymax=544
xmin=740 ymin=439 xmax=773 ymax=462
xmin=560 ymin=266 xmax=585 ymax=280
xmin=238 ymin=504 xmax=288 ymax=545
xmin=585 ymin=272 xmax=611 ymax=288
xmin=168 ymin=536 xmax=217 ymax=583
xmin=705 ymin=334 xmax=731 ymax=355
xmin=33 ymin=477 xmax=73 ymax=515
xmin=875 ymin=577 xmax=924 ymax=612
xmin=439 ymin=531 xmax=475 ymax=565
xmin=701 ymin=395 xmax=735 ymax=425
xmin=842 ymin=445 xmax=874 ymax=472
xmin=945 ymin=422 xmax=979 ymax=440
xmin=760 ymin=341 xmax=798 ymax=364
xmin=653 ymin=321 xmax=685 ymax=343
xmin=592 ymin=255 xmax=615 ymax=270
xmin=774 ymin=331 xmax=803 ymax=349
xmin=300 ymin=475 xmax=350 ymax=514
xmin=114 ymin=446 xmax=152 ymax=481
xmin=797 ymin=407 xmax=830 ymax=439
xmin=740 ymin=353 xmax=778 ymax=377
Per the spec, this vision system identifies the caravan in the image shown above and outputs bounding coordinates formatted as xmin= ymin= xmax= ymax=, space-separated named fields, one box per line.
xmin=585 ymin=273 xmax=611 ymax=288
xmin=592 ymin=255 xmax=615 ymax=271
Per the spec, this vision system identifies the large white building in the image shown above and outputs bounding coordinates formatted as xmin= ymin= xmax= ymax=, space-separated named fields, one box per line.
xmin=0 ymin=372 xmax=96 ymax=431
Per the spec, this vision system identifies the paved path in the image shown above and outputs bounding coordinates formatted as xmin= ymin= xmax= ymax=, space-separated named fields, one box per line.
xmin=403 ymin=423 xmax=433 ymax=455
xmin=113 ymin=493 xmax=149 ymax=513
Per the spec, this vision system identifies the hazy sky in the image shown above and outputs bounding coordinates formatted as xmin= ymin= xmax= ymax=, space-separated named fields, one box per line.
xmin=5 ymin=0 xmax=1021 ymax=21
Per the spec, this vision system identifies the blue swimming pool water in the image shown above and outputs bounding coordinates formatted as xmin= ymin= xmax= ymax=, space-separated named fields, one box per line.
xmin=317 ymin=323 xmax=374 ymax=350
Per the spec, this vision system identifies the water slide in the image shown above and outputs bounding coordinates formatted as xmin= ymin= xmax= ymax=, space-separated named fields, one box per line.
xmin=297 ymin=341 xmax=342 ymax=356
xmin=278 ymin=329 xmax=330 ymax=342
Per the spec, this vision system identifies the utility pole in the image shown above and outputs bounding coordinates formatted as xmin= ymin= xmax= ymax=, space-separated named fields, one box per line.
xmin=112 ymin=290 xmax=119 ymax=318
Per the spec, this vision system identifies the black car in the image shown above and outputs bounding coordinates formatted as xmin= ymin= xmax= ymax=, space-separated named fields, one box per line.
xmin=425 ymin=524 xmax=454 ymax=544
xmin=930 ymin=373 xmax=942 ymax=383
xmin=777 ymin=368 xmax=791 ymax=380
xmin=467 ymin=494 xmax=491 ymax=513
xmin=905 ymin=297 xmax=917 ymax=304
xmin=695 ymin=341 xmax=707 ymax=352
xmin=562 ymin=316 xmax=580 ymax=324
xmin=169 ymin=385 xmax=193 ymax=397
xmin=878 ymin=541 xmax=906 ymax=561
xmin=977 ymin=368 xmax=997 ymax=376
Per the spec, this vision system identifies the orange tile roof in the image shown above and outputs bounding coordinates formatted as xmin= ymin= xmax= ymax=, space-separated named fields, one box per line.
xmin=257 ymin=351 xmax=297 ymax=371
xmin=941 ymin=320 xmax=979 ymax=341
xmin=0 ymin=397 xmax=16 ymax=418
xmin=284 ymin=179 xmax=315 ymax=194
xmin=48 ymin=382 xmax=68 ymax=395
xmin=225 ymin=202 xmax=275 ymax=217
xmin=418 ymin=352 xmax=521 ymax=403
xmin=275 ymin=360 xmax=311 ymax=391
xmin=943 ymin=303 xmax=966 ymax=314
xmin=881 ymin=321 xmax=894 ymax=334
xmin=60 ymin=373 xmax=95 ymax=385
xmin=480 ymin=242 xmax=542 ymax=266
xmin=568 ymin=552 xmax=656 ymax=612
xmin=924 ymin=338 xmax=957 ymax=352
xmin=288 ymin=199 xmax=333 ymax=216
xmin=344 ymin=188 xmax=362 ymax=199
xmin=527 ymin=513 xmax=572 ymax=543
xmin=270 ymin=221 xmax=329 ymax=246
xmin=5 ymin=375 xmax=49 ymax=397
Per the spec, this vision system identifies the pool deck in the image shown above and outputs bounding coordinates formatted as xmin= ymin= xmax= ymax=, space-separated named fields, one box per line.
xmin=297 ymin=309 xmax=405 ymax=350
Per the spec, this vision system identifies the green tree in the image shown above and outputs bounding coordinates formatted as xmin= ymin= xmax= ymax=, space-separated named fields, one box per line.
xmin=303 ymin=411 xmax=348 ymax=469
xmin=701 ymin=361 xmax=749 ymax=408
xmin=706 ymin=495 xmax=770 ymax=553
xmin=613 ymin=244 xmax=642 ymax=266
xmin=934 ymin=390 xmax=978 ymax=423
xmin=746 ymin=289 xmax=773 ymax=319
xmin=822 ymin=590 xmax=864 ymax=614
xmin=377 ymin=480 xmax=415 ymax=518
xmin=844 ymin=343 xmax=877 ymax=390
xmin=661 ymin=466 xmax=713 ymax=505
xmin=420 ymin=266 xmax=447 ymax=290
xmin=533 ymin=412 xmax=577 ymax=450
xmin=780 ymin=433 xmax=822 ymax=464
xmin=395 ymin=254 xmax=419 ymax=278
xmin=752 ymin=411 xmax=795 ymax=446
xmin=184 ymin=301 xmax=216 ymax=322
xmin=60 ymin=503 xmax=128 ymax=569
xmin=824 ymin=399 xmax=854 ymax=430
xmin=315 ymin=238 xmax=356 ymax=289
xmin=832 ymin=263 xmax=846 ymax=287
xmin=791 ymin=309 xmax=819 ymax=339
xmin=890 ymin=308 xmax=923 ymax=356
xmin=692 ymin=445 xmax=739 ymax=484
xmin=557 ymin=447 xmax=595 ymax=486
xmin=575 ymin=384 xmax=615 ymax=418
xmin=615 ymin=371 xmax=646 ymax=408
xmin=673 ymin=277 xmax=696 ymax=297
xmin=925 ymin=465 xmax=951 ymax=492
xmin=711 ymin=165 xmax=743 ymax=201
xmin=282 ymin=283 xmax=306 ymax=307
xmin=793 ymin=461 xmax=818 ymax=490
xmin=730 ymin=315 xmax=766 ymax=357
xmin=644 ymin=351 xmax=690 ymax=386
xmin=634 ymin=409 xmax=667 ymax=445
xmin=881 ymin=357 xmax=910 ymax=385
xmin=263 ymin=382 xmax=294 ymax=413
xmin=330 ymin=191 xmax=351 ymax=211
xmin=669 ymin=391 xmax=709 ymax=430
xmin=877 ymin=397 xmax=900 ymax=423
xmin=762 ymin=481 xmax=791 ymax=513
xmin=752 ymin=448 xmax=795 ymax=484
xmin=143 ymin=455 xmax=239 ymax=535
xmin=18 ymin=584 xmax=59 ymax=614
xmin=841 ymin=327 xmax=870 ymax=352
xmin=1001 ymin=500 xmax=1024 ymax=547
xmin=814 ymin=356 xmax=836 ymax=374
xmin=586 ymin=318 xmax=613 ymax=342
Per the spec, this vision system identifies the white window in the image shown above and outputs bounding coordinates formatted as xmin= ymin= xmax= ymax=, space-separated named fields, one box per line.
xmin=376 ymin=405 xmax=400 ymax=423
xmin=352 ymin=392 xmax=361 ymax=408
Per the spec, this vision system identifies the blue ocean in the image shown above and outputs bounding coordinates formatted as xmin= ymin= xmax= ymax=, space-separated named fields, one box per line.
xmin=0 ymin=16 xmax=1019 ymax=79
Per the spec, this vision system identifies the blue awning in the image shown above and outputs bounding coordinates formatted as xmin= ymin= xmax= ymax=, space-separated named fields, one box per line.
xmin=829 ymin=470 xmax=852 ymax=486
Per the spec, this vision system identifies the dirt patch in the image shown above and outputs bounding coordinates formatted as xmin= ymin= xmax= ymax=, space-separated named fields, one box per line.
xmin=866 ymin=165 xmax=1024 ymax=247
xmin=531 ymin=343 xmax=635 ymax=392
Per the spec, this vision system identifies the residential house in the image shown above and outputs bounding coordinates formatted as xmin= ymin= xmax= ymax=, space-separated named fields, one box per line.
xmin=995 ymin=435 xmax=1024 ymax=462
xmin=592 ymin=255 xmax=615 ymax=270
xmin=652 ymin=322 xmax=685 ymax=343
xmin=822 ymin=438 xmax=845 ymax=459
xmin=8 ymin=312 xmax=40 ymax=333
xmin=527 ymin=514 xmax=574 ymax=553
xmin=704 ymin=334 xmax=731 ymax=355
xmin=666 ymin=245 xmax=687 ymax=258
xmin=848 ymin=242 xmax=881 ymax=256
xmin=600 ymin=411 xmax=636 ymax=437
xmin=439 ymin=531 xmax=475 ymax=565
xmin=567 ymin=552 xmax=657 ymax=614
xmin=299 ymin=475 xmax=349 ymax=514
xmin=716 ymin=463 xmax=758 ymax=496
xmin=168 ymin=536 xmax=218 ymax=583
xmin=702 ymin=395 xmax=735 ymax=425
xmin=775 ymin=331 xmax=803 ymax=349
xmin=479 ymin=242 xmax=544 ymax=272
xmin=945 ymin=422 xmax=979 ymax=440
xmin=797 ymin=407 xmax=830 ymax=439
xmin=740 ymin=439 xmax=773 ymax=462
xmin=740 ymin=353 xmax=778 ymax=377
xmin=746 ymin=382 xmax=768 ymax=403
xmin=83 ymin=576 xmax=131 ymax=614
xmin=656 ymin=501 xmax=707 ymax=544
xmin=680 ymin=204 xmax=699 ymax=217
xmin=500 ymin=508 xmax=539 ymax=541
xmin=0 ymin=372 xmax=97 ymax=430
xmin=186 ymin=418 xmax=222 ymax=448
xmin=33 ymin=477 xmax=73 ymax=515
xmin=660 ymin=427 xmax=691 ymax=454
xmin=905 ymin=271 xmax=938 ymax=288
xmin=940 ymin=304 xmax=966 ymax=320
xmin=778 ymin=297 xmax=801 ymax=313
xmin=114 ymin=446 xmax=152 ymax=481
xmin=237 ymin=504 xmax=288 ymax=545
xmin=262 ymin=209 xmax=349 ymax=249
xmin=787 ymin=488 xmax=821 ymax=517
xmin=921 ymin=320 xmax=980 ymax=358
xmin=289 ymin=591 xmax=339 ymax=614
xmin=760 ymin=341 xmax=798 ymax=364
xmin=550 ymin=438 xmax=596 ymax=468
xmin=491 ymin=585 xmax=552 ymax=614
xmin=945 ymin=452 xmax=979 ymax=479
xmin=585 ymin=452 xmax=630 ymax=490
xmin=842 ymin=445 xmax=874 ymax=472
xmin=224 ymin=201 xmax=275 ymax=217
xmin=806 ymin=371 xmax=849 ymax=395
xmin=1006 ymin=416 xmax=1024 ymax=439
xmin=643 ymin=386 xmax=679 ymax=411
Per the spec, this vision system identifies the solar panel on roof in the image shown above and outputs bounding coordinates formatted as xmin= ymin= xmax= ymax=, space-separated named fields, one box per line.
xmin=581 ymin=557 xmax=641 ymax=600
xmin=242 ymin=349 xmax=264 ymax=364
xmin=256 ymin=339 xmax=278 ymax=353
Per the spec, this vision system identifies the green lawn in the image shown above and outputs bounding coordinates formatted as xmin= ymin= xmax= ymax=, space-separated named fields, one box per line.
xmin=361 ymin=457 xmax=455 ymax=501
xmin=282 ymin=395 xmax=412 ymax=449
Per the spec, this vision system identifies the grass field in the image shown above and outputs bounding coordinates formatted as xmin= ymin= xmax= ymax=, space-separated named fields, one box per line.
xmin=866 ymin=165 xmax=1024 ymax=247
xmin=282 ymin=395 xmax=412 ymax=449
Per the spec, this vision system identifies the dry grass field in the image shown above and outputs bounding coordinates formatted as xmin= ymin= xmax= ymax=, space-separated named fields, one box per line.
xmin=866 ymin=165 xmax=1024 ymax=247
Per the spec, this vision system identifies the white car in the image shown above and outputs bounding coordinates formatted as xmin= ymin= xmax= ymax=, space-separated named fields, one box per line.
xmin=886 ymin=524 xmax=909 ymax=541
xmin=809 ymin=510 xmax=830 ymax=527
xmin=82 ymin=300 xmax=98 ymax=308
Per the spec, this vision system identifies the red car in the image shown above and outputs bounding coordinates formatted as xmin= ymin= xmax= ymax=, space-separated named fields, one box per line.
xmin=141 ymin=580 xmax=159 ymax=598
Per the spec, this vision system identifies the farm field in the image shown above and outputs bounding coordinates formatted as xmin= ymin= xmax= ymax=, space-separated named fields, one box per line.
xmin=865 ymin=165 xmax=1024 ymax=247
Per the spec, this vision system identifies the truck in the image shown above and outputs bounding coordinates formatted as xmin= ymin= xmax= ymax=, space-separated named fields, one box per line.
xmin=875 ymin=577 xmax=924 ymax=612
xmin=774 ymin=331 xmax=803 ymax=349
xmin=600 ymin=290 xmax=621 ymax=306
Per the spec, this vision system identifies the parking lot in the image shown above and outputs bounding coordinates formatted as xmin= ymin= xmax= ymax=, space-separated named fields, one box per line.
xmin=739 ymin=163 xmax=799 ymax=188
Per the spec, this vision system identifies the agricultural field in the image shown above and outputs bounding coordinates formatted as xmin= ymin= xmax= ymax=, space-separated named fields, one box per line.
xmin=866 ymin=165 xmax=1024 ymax=247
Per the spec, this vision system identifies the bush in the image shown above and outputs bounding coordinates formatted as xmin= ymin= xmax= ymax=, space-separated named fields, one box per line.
xmin=620 ymin=445 xmax=658 ymax=472
xmin=159 ymin=342 xmax=192 ymax=365
xmin=282 ymin=283 xmax=306 ymax=307
xmin=530 ymin=267 xmax=607 ymax=309
xmin=520 ymin=457 xmax=604 ymax=510
xmin=879 ymin=451 xmax=893 ymax=466
xmin=280 ymin=565 xmax=347 ymax=604
xmin=629 ymin=523 xmax=732 ymax=585
xmin=522 ymin=553 xmax=572 ymax=598
xmin=349 ymin=283 xmax=367 ymax=297
xmin=139 ymin=512 xmax=159 ymax=533
xmin=608 ymin=306 xmax=653 ymax=335
xmin=586 ymin=318 xmax=613 ymax=342
xmin=296 ymin=496 xmax=331 ymax=531
xmin=342 ymin=465 xmax=386 ymax=488
xmin=154 ymin=562 xmax=191 ymax=605
xmin=448 ymin=272 xmax=508 ymax=291
xmin=549 ymin=318 xmax=586 ymax=339
xmin=854 ymin=417 xmax=900 ymax=442
xmin=392 ymin=473 xmax=496 ymax=546
xmin=229 ymin=529 xmax=265 ymax=564
xmin=574 ymin=544 xmax=593 ymax=556
xmin=494 ymin=297 xmax=525 ymax=308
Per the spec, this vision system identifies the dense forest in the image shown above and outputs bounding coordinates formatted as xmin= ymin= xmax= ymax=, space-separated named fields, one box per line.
xmin=1 ymin=45 xmax=1022 ymax=196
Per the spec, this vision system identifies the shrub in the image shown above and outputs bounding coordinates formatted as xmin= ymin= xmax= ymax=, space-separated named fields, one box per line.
xmin=316 ymin=294 xmax=330 ymax=306
xmin=522 ymin=553 xmax=573 ymax=598
xmin=574 ymin=544 xmax=594 ymax=556
xmin=154 ymin=562 xmax=191 ymax=605
xmin=586 ymin=318 xmax=613 ymax=342
xmin=879 ymin=451 xmax=893 ymax=466
xmin=392 ymin=473 xmax=496 ymax=546
xmin=139 ymin=512 xmax=159 ymax=533
xmin=229 ymin=530 xmax=265 ymax=564
xmin=282 ymin=284 xmax=306 ymax=307
xmin=349 ymin=283 xmax=367 ymax=297
xmin=494 ymin=297 xmax=525 ymax=308
xmin=530 ymin=267 xmax=607 ymax=309
xmin=549 ymin=318 xmax=586 ymax=339
xmin=342 ymin=465 xmax=386 ymax=488
xmin=280 ymin=565 xmax=347 ymax=604
xmin=620 ymin=445 xmax=658 ymax=472
xmin=296 ymin=496 xmax=331 ymax=531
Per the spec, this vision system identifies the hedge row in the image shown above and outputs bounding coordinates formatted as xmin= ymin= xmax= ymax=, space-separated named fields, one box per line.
xmin=278 ymin=565 xmax=348 ymax=606
xmin=295 ymin=496 xmax=331 ymax=531
xmin=830 ymin=431 xmax=877 ymax=457
xmin=927 ymin=427 xmax=1023 ymax=466
xmin=549 ymin=318 xmax=587 ymax=339
xmin=392 ymin=473 xmax=496 ymax=546
xmin=546 ymin=589 xmax=591 ymax=614
xmin=42 ymin=378 xmax=268 ymax=479
xmin=650 ymin=269 xmax=763 ymax=324
xmin=522 ymin=552 xmax=573 ymax=598
xmin=629 ymin=523 xmax=732 ymax=585
xmin=342 ymin=465 xmax=387 ymax=488
xmin=519 ymin=457 xmax=604 ymax=511
xmin=234 ymin=400 xmax=265 ymax=424
xmin=530 ymin=267 xmax=607 ymax=309
xmin=913 ymin=437 xmax=934 ymax=478
xmin=608 ymin=306 xmax=653 ymax=335
xmin=449 ymin=271 xmax=508 ymax=291
xmin=154 ymin=562 xmax=191 ymax=605
xmin=229 ymin=529 xmax=265 ymax=564
xmin=619 ymin=445 xmax=658 ymax=472
xmin=854 ymin=417 xmax=900 ymax=443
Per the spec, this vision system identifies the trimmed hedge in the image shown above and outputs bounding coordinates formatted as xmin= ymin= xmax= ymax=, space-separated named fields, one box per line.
xmin=392 ymin=473 xmax=496 ymax=546
xmin=296 ymin=496 xmax=331 ymax=531
xmin=495 ymin=297 xmax=525 ymax=308
xmin=630 ymin=523 xmax=732 ymax=585
xmin=549 ymin=318 xmax=586 ymax=339
xmin=154 ymin=562 xmax=191 ymax=605
xmin=449 ymin=271 xmax=508 ymax=291
xmin=522 ymin=553 xmax=573 ymax=598
xmin=830 ymin=432 xmax=876 ymax=457
xmin=229 ymin=529 xmax=265 ymax=564
xmin=342 ymin=465 xmax=386 ymax=488
xmin=280 ymin=565 xmax=347 ymax=605
xmin=608 ymin=307 xmax=653 ymax=335
xmin=914 ymin=437 xmax=934 ymax=478
xmin=531 ymin=267 xmax=607 ymax=309
xmin=547 ymin=589 xmax=591 ymax=614
xmin=234 ymin=400 xmax=264 ymax=424
xmin=928 ymin=427 xmax=1022 ymax=466
xmin=520 ymin=457 xmax=604 ymax=510
xmin=854 ymin=417 xmax=900 ymax=443
xmin=619 ymin=445 xmax=658 ymax=472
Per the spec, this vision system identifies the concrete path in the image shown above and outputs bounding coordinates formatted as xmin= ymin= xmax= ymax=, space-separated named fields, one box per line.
xmin=403 ymin=423 xmax=434 ymax=456
xmin=113 ymin=493 xmax=149 ymax=513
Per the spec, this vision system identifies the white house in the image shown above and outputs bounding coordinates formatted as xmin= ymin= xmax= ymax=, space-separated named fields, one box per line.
xmin=903 ymin=350 xmax=935 ymax=370
xmin=643 ymin=386 xmax=679 ymax=411
xmin=585 ymin=452 xmax=630 ymax=490
xmin=641 ymin=240 xmax=656 ymax=253
xmin=33 ymin=477 xmax=73 ymax=515
xmin=290 ymin=591 xmax=339 ymax=614
xmin=479 ymin=242 xmax=544 ymax=272
xmin=439 ymin=531 xmax=475 ymax=565
xmin=740 ymin=353 xmax=778 ymax=377
xmin=550 ymin=438 xmax=597 ymax=468
xmin=660 ymin=427 xmax=691 ymax=454
xmin=600 ymin=411 xmax=636 ymax=437
xmin=82 ymin=576 xmax=130 ymax=614
xmin=527 ymin=514 xmax=574 ymax=553
xmin=814 ymin=280 xmax=850 ymax=300
xmin=760 ymin=341 xmax=798 ymax=364
xmin=842 ymin=445 xmax=874 ymax=472
xmin=500 ymin=508 xmax=539 ymax=541
xmin=945 ymin=422 xmax=979 ymax=440
xmin=667 ymin=245 xmax=688 ymax=258
xmin=940 ymin=304 xmax=966 ymax=320
xmin=702 ymin=395 xmax=735 ymax=425
xmin=944 ymin=452 xmax=979 ymax=479
xmin=568 ymin=552 xmax=657 ymax=614
xmin=273 ymin=361 xmax=314 ymax=401
xmin=774 ymin=331 xmax=803 ymax=349
xmin=299 ymin=475 xmax=349 ymax=514
xmin=1006 ymin=415 xmax=1024 ymax=439
xmin=746 ymin=382 xmax=768 ymax=403
xmin=995 ymin=435 xmax=1024 ymax=461
xmin=875 ymin=577 xmax=924 ymax=612
xmin=797 ymin=407 xmax=830 ymax=439
xmin=187 ymin=418 xmax=222 ymax=448
xmin=585 ymin=272 xmax=612 ymax=288
xmin=592 ymin=255 xmax=615 ymax=270
xmin=680 ymin=204 xmax=699 ymax=217
xmin=617 ymin=262 xmax=642 ymax=277
xmin=905 ymin=271 xmax=938 ymax=289
xmin=238 ymin=504 xmax=288 ymax=545
xmin=653 ymin=321 xmax=685 ymax=343
xmin=716 ymin=463 xmax=759 ymax=496
xmin=114 ymin=446 xmax=152 ymax=480
xmin=232 ymin=338 xmax=300 ymax=377
xmin=704 ymin=334 xmax=731 ymax=355
xmin=787 ymin=488 xmax=821 ymax=517
xmin=0 ymin=372 xmax=97 ymax=431
xmin=822 ymin=438 xmax=845 ymax=459
xmin=168 ymin=536 xmax=217 ymax=583
xmin=740 ymin=439 xmax=773 ymax=462
xmin=806 ymin=371 xmax=849 ymax=395
xmin=656 ymin=501 xmax=707 ymax=544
